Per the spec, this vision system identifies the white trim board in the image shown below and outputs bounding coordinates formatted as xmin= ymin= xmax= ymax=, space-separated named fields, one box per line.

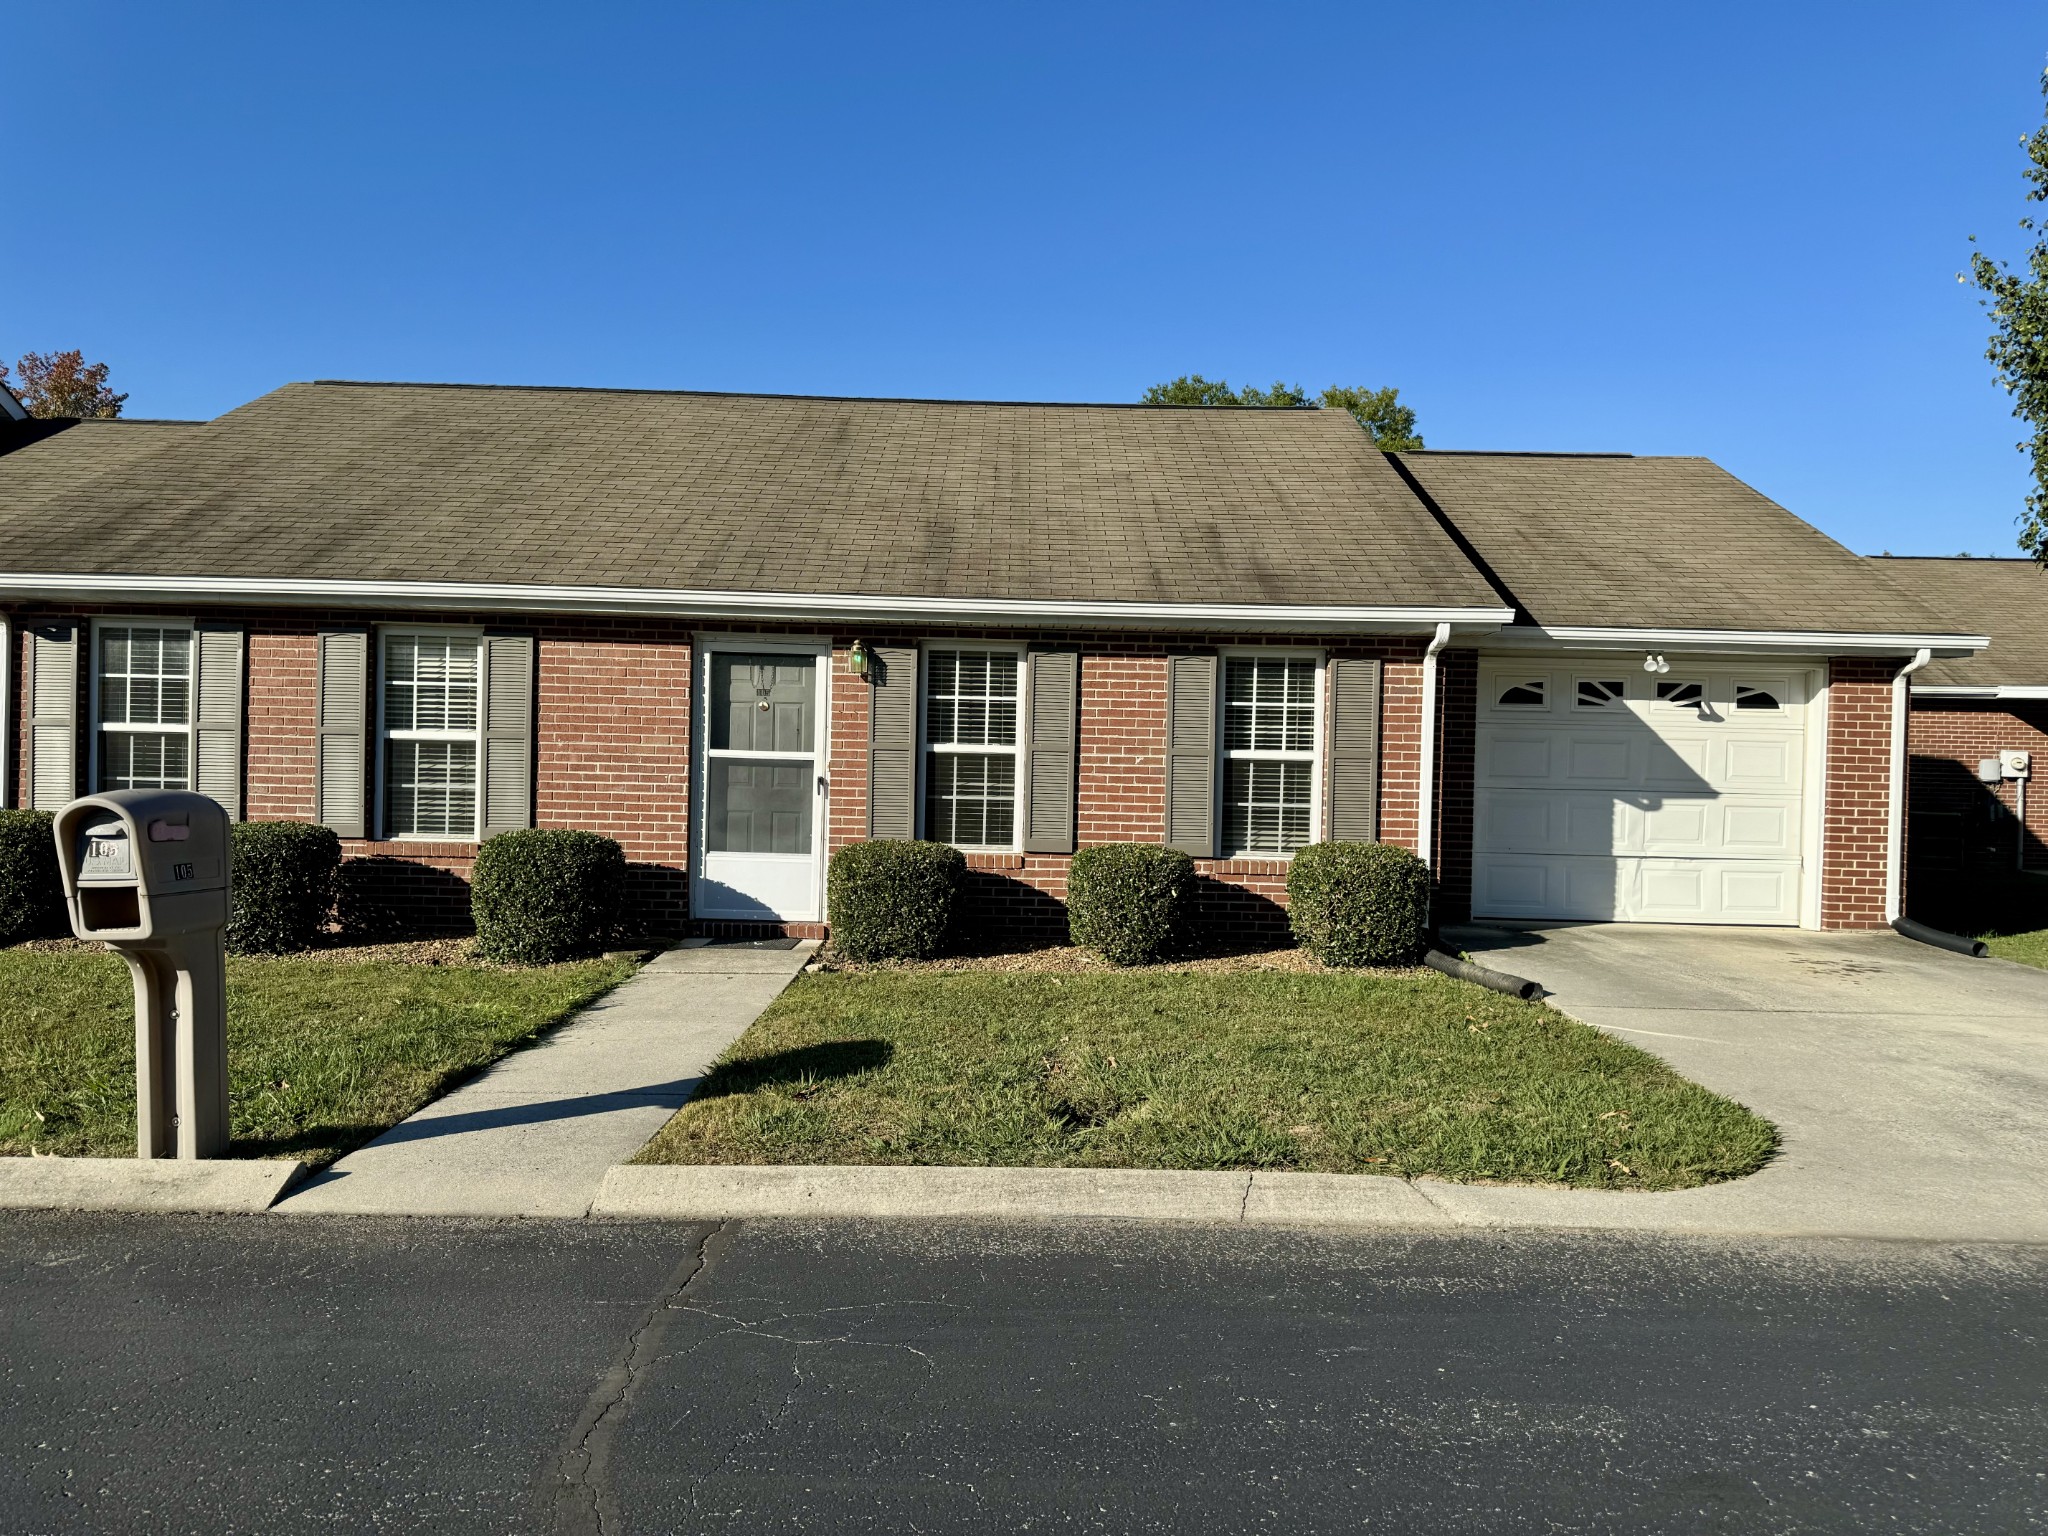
xmin=0 ymin=572 xmax=1513 ymax=634
xmin=1474 ymin=624 xmax=1986 ymax=657
xmin=1914 ymin=684 xmax=2048 ymax=700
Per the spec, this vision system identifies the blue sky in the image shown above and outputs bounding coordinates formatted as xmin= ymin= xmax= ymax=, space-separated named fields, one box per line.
xmin=6 ymin=3 xmax=2042 ymax=556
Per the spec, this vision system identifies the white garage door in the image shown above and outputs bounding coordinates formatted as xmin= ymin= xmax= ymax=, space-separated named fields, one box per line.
xmin=1472 ymin=661 xmax=1814 ymax=925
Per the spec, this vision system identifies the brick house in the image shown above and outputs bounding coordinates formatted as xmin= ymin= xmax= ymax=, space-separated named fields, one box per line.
xmin=1880 ymin=557 xmax=2047 ymax=895
xmin=0 ymin=380 xmax=1983 ymax=940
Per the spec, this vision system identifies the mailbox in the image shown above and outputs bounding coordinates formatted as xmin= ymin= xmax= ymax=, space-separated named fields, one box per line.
xmin=53 ymin=791 xmax=233 ymax=1159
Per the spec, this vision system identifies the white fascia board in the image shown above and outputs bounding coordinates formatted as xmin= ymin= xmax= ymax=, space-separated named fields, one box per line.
xmin=1472 ymin=624 xmax=1989 ymax=658
xmin=0 ymin=572 xmax=1514 ymax=635
xmin=0 ymin=383 xmax=27 ymax=422
xmin=1914 ymin=684 xmax=2048 ymax=700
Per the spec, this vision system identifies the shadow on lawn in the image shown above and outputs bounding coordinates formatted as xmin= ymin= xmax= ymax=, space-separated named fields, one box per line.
xmin=695 ymin=1039 xmax=894 ymax=1100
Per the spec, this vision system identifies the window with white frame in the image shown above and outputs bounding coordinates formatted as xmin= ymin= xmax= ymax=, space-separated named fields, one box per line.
xmin=923 ymin=647 xmax=1022 ymax=848
xmin=382 ymin=632 xmax=482 ymax=838
xmin=97 ymin=622 xmax=193 ymax=791
xmin=1222 ymin=655 xmax=1318 ymax=856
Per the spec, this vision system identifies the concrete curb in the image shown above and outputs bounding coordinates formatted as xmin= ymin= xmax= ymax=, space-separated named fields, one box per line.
xmin=0 ymin=1157 xmax=306 ymax=1214
xmin=591 ymin=1163 xmax=2048 ymax=1242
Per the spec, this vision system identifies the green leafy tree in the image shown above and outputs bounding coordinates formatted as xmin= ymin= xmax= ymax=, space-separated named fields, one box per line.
xmin=0 ymin=350 xmax=127 ymax=419
xmin=1141 ymin=374 xmax=1422 ymax=449
xmin=1968 ymin=69 xmax=2048 ymax=560
xmin=1316 ymin=384 xmax=1423 ymax=452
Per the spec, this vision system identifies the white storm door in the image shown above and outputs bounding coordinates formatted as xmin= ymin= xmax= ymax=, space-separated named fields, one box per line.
xmin=695 ymin=647 xmax=826 ymax=921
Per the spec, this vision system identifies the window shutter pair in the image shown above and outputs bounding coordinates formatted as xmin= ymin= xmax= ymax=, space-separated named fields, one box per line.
xmin=1163 ymin=652 xmax=1382 ymax=856
xmin=314 ymin=630 xmax=534 ymax=840
xmin=22 ymin=621 xmax=245 ymax=816
xmin=864 ymin=646 xmax=1079 ymax=853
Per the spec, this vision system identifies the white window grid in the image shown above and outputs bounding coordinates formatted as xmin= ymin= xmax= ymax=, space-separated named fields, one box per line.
xmin=921 ymin=646 xmax=1025 ymax=851
xmin=1221 ymin=653 xmax=1323 ymax=858
xmin=380 ymin=631 xmax=483 ymax=840
xmin=93 ymin=620 xmax=195 ymax=793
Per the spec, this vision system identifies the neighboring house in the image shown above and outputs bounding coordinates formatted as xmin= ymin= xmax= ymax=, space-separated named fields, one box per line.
xmin=1881 ymin=556 xmax=2048 ymax=882
xmin=0 ymin=381 xmax=1982 ymax=938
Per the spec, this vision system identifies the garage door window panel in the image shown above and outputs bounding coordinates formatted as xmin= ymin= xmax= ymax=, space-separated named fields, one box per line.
xmin=1576 ymin=678 xmax=1627 ymax=709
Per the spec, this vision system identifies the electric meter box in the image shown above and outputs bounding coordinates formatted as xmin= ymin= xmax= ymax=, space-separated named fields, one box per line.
xmin=2001 ymin=749 xmax=2033 ymax=780
xmin=53 ymin=790 xmax=230 ymax=941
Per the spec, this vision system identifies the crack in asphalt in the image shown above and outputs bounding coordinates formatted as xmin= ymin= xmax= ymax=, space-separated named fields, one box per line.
xmin=548 ymin=1220 xmax=732 ymax=1536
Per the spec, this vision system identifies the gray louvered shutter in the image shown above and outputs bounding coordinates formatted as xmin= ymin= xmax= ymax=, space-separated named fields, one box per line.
xmin=25 ymin=621 xmax=79 ymax=810
xmin=1325 ymin=657 xmax=1382 ymax=843
xmin=1164 ymin=652 xmax=1219 ymax=857
xmin=1023 ymin=648 xmax=1079 ymax=854
xmin=866 ymin=646 xmax=918 ymax=840
xmin=480 ymin=632 xmax=535 ymax=838
xmin=192 ymin=623 xmax=245 ymax=819
xmin=314 ymin=630 xmax=369 ymax=838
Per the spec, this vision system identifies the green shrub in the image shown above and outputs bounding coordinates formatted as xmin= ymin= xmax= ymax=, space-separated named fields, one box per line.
xmin=1286 ymin=840 xmax=1431 ymax=967
xmin=1066 ymin=843 xmax=1195 ymax=966
xmin=471 ymin=829 xmax=626 ymax=965
xmin=0 ymin=810 xmax=64 ymax=945
xmin=227 ymin=821 xmax=342 ymax=954
xmin=827 ymin=840 xmax=964 ymax=961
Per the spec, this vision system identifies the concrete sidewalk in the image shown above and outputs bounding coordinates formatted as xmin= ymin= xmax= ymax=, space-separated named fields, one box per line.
xmin=276 ymin=941 xmax=811 ymax=1219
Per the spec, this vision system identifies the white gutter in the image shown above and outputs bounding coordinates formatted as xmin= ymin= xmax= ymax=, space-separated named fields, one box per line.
xmin=1914 ymin=683 xmax=2048 ymax=701
xmin=0 ymin=572 xmax=1514 ymax=635
xmin=1886 ymin=647 xmax=1934 ymax=924
xmin=1417 ymin=621 xmax=1453 ymax=867
xmin=1481 ymin=623 xmax=1987 ymax=657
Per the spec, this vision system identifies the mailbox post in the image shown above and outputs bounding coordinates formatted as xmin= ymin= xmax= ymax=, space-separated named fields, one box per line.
xmin=53 ymin=791 xmax=233 ymax=1159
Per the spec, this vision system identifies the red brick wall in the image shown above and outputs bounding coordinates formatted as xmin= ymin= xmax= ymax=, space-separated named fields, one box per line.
xmin=1908 ymin=698 xmax=2048 ymax=875
xmin=1820 ymin=657 xmax=1898 ymax=930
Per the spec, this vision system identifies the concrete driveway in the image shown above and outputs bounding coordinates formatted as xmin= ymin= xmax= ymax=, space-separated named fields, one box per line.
xmin=1446 ymin=921 xmax=2048 ymax=1241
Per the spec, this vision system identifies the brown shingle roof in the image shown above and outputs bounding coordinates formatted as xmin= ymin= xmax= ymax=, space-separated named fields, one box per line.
xmin=1876 ymin=557 xmax=2048 ymax=687
xmin=0 ymin=417 xmax=205 ymax=509
xmin=0 ymin=382 xmax=1504 ymax=612
xmin=1395 ymin=450 xmax=1963 ymax=636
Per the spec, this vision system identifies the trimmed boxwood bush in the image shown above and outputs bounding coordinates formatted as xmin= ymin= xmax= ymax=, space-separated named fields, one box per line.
xmin=0 ymin=809 xmax=64 ymax=945
xmin=1287 ymin=840 xmax=1431 ymax=968
xmin=1067 ymin=843 xmax=1195 ymax=966
xmin=828 ymin=839 xmax=965 ymax=961
xmin=471 ymin=829 xmax=626 ymax=965
xmin=227 ymin=821 xmax=343 ymax=954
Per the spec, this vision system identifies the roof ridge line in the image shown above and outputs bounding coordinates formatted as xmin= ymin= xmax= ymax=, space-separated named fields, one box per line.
xmin=303 ymin=379 xmax=1331 ymax=412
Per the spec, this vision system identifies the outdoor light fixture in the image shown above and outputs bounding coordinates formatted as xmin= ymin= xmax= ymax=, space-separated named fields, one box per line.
xmin=848 ymin=640 xmax=871 ymax=678
xmin=1641 ymin=653 xmax=1670 ymax=674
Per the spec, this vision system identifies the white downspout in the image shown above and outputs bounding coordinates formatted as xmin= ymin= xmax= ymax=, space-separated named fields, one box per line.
xmin=1885 ymin=647 xmax=1933 ymax=924
xmin=1417 ymin=622 xmax=1453 ymax=867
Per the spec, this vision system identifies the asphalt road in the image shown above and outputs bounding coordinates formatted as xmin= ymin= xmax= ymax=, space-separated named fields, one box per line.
xmin=2 ymin=1215 xmax=2042 ymax=1534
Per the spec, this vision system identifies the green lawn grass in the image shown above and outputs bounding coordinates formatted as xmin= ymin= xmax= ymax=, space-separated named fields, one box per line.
xmin=1975 ymin=870 xmax=2048 ymax=970
xmin=636 ymin=969 xmax=1777 ymax=1190
xmin=0 ymin=946 xmax=637 ymax=1167
xmin=1984 ymin=929 xmax=2048 ymax=969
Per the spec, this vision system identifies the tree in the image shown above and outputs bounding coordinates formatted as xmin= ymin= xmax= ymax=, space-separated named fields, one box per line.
xmin=1968 ymin=69 xmax=2048 ymax=561
xmin=0 ymin=350 xmax=127 ymax=419
xmin=1316 ymin=384 xmax=1423 ymax=452
xmin=1140 ymin=374 xmax=1423 ymax=450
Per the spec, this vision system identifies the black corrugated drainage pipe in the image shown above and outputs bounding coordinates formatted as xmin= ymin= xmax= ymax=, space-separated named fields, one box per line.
xmin=1424 ymin=949 xmax=1543 ymax=1001
xmin=1891 ymin=917 xmax=1988 ymax=959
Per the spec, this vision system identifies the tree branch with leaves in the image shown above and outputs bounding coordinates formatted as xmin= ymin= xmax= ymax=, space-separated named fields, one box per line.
xmin=0 ymin=350 xmax=127 ymax=419
xmin=1140 ymin=374 xmax=1423 ymax=451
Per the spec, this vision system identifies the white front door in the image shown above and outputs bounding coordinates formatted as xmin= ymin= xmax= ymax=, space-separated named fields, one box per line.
xmin=693 ymin=645 xmax=828 ymax=922
xmin=1472 ymin=660 xmax=1815 ymax=926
